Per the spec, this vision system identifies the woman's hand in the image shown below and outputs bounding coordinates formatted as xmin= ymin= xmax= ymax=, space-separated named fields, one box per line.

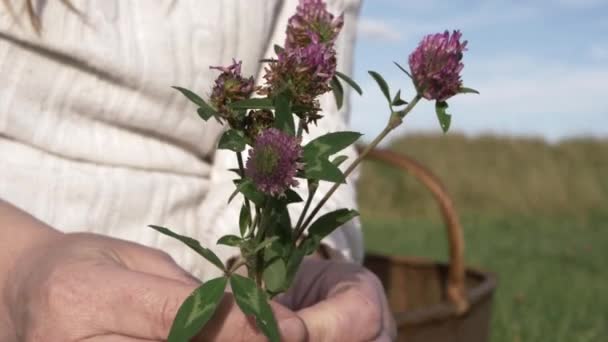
xmin=279 ymin=257 xmax=396 ymax=342
xmin=3 ymin=230 xmax=307 ymax=342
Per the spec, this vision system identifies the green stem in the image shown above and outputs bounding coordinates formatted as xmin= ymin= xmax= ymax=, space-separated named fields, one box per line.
xmin=294 ymin=181 xmax=318 ymax=236
xmin=227 ymin=257 xmax=247 ymax=275
xmin=296 ymin=95 xmax=421 ymax=239
xmin=236 ymin=153 xmax=251 ymax=210
xmin=296 ymin=118 xmax=305 ymax=138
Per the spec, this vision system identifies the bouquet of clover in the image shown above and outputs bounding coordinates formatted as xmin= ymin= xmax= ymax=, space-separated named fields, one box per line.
xmin=149 ymin=0 xmax=477 ymax=341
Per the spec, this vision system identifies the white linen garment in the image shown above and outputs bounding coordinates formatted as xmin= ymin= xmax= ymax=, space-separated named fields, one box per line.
xmin=0 ymin=0 xmax=363 ymax=281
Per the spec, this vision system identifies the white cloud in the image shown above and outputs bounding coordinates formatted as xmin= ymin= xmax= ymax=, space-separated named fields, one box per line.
xmin=350 ymin=55 xmax=608 ymax=142
xmin=357 ymin=17 xmax=402 ymax=42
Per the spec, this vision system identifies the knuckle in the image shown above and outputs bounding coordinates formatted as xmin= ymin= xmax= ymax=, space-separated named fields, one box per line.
xmin=43 ymin=267 xmax=79 ymax=312
xmin=155 ymin=249 xmax=177 ymax=264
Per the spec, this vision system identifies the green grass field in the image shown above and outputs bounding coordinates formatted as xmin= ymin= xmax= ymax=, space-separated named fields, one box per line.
xmin=357 ymin=134 xmax=608 ymax=342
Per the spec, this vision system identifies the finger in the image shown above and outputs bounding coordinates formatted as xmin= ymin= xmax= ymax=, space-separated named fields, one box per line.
xmin=89 ymin=265 xmax=200 ymax=340
xmin=197 ymin=296 xmax=308 ymax=342
xmin=371 ymin=332 xmax=394 ymax=342
xmin=110 ymin=239 xmax=201 ymax=286
xmin=297 ymin=284 xmax=383 ymax=342
xmin=83 ymin=335 xmax=159 ymax=342
xmin=92 ymin=266 xmax=307 ymax=342
xmin=377 ymin=284 xmax=397 ymax=341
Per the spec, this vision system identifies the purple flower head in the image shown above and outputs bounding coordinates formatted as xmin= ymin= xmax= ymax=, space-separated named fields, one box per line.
xmin=408 ymin=30 xmax=468 ymax=102
xmin=209 ymin=59 xmax=255 ymax=117
xmin=246 ymin=128 xmax=302 ymax=196
xmin=263 ymin=38 xmax=336 ymax=106
xmin=285 ymin=0 xmax=344 ymax=49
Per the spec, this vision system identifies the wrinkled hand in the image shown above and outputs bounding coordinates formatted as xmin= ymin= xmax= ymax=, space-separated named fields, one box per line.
xmin=279 ymin=257 xmax=396 ymax=342
xmin=4 ymin=232 xmax=306 ymax=342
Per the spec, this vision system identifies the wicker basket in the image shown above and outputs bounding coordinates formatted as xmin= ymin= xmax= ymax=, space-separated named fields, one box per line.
xmin=361 ymin=148 xmax=497 ymax=342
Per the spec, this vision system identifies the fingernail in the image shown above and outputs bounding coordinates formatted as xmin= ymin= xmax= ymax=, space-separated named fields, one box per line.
xmin=280 ymin=317 xmax=308 ymax=342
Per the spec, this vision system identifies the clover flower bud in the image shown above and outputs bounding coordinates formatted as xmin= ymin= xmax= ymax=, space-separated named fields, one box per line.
xmin=285 ymin=0 xmax=344 ymax=49
xmin=408 ymin=30 xmax=468 ymax=101
xmin=209 ymin=59 xmax=255 ymax=118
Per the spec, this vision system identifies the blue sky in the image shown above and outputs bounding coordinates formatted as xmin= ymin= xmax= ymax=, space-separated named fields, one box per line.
xmin=349 ymin=0 xmax=608 ymax=142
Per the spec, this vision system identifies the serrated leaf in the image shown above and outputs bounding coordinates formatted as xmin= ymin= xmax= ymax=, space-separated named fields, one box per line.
xmin=218 ymin=129 xmax=247 ymax=152
xmin=335 ymin=71 xmax=363 ymax=95
xmin=306 ymin=209 xmax=359 ymax=248
xmin=435 ymin=101 xmax=452 ymax=133
xmin=368 ymin=70 xmax=391 ymax=103
xmin=239 ymin=205 xmax=252 ymax=236
xmin=167 ymin=277 xmax=227 ymax=342
xmin=459 ymin=86 xmax=480 ymax=94
xmin=332 ymin=155 xmax=348 ymax=167
xmin=330 ymin=76 xmax=344 ymax=110
xmin=303 ymin=131 xmax=362 ymax=161
xmin=217 ymin=235 xmax=242 ymax=247
xmin=304 ymin=158 xmax=346 ymax=183
xmin=229 ymin=98 xmax=274 ymax=110
xmin=393 ymin=61 xmax=413 ymax=79
xmin=274 ymin=92 xmax=295 ymax=135
xmin=148 ymin=225 xmax=225 ymax=271
xmin=230 ymin=274 xmax=280 ymax=342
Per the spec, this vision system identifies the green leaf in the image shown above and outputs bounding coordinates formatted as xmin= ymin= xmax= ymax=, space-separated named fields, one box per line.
xmin=330 ymin=76 xmax=344 ymax=110
xmin=274 ymin=44 xmax=285 ymax=55
xmin=393 ymin=61 xmax=413 ymax=79
xmin=229 ymin=179 xmax=265 ymax=206
xmin=283 ymin=189 xmax=303 ymax=204
xmin=459 ymin=86 xmax=480 ymax=95
xmin=391 ymin=90 xmax=408 ymax=106
xmin=239 ymin=205 xmax=252 ymax=237
xmin=435 ymin=101 xmax=452 ymax=133
xmin=218 ymin=129 xmax=247 ymax=152
xmin=368 ymin=70 xmax=392 ymax=104
xmin=284 ymin=243 xmax=310 ymax=288
xmin=229 ymin=98 xmax=274 ymax=110
xmin=303 ymin=131 xmax=362 ymax=161
xmin=167 ymin=277 xmax=227 ymax=342
xmin=251 ymin=236 xmax=280 ymax=254
xmin=335 ymin=71 xmax=363 ymax=95
xmin=332 ymin=155 xmax=348 ymax=167
xmin=173 ymin=86 xmax=219 ymax=122
xmin=217 ymin=235 xmax=242 ymax=247
xmin=197 ymin=107 xmax=215 ymax=121
xmin=148 ymin=225 xmax=225 ymax=271
xmin=306 ymin=209 xmax=359 ymax=247
xmin=304 ymin=158 xmax=346 ymax=183
xmin=172 ymin=86 xmax=207 ymax=107
xmin=230 ymin=274 xmax=280 ymax=342
xmin=263 ymin=257 xmax=287 ymax=293
xmin=274 ymin=92 xmax=295 ymax=135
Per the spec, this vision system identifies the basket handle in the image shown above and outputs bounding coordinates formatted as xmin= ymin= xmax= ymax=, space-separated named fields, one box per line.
xmin=359 ymin=147 xmax=469 ymax=314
